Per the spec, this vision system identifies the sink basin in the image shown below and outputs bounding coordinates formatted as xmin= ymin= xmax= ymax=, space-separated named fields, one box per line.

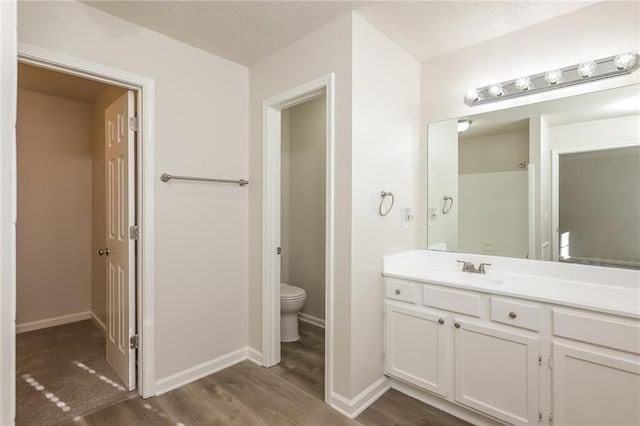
xmin=423 ymin=270 xmax=513 ymax=287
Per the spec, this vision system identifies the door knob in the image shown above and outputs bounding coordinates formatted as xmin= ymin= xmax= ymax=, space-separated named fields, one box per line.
xmin=98 ymin=248 xmax=110 ymax=256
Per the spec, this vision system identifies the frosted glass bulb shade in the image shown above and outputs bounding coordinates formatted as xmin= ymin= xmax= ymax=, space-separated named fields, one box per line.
xmin=488 ymin=83 xmax=505 ymax=97
xmin=515 ymin=76 xmax=533 ymax=91
xmin=457 ymin=120 xmax=471 ymax=133
xmin=614 ymin=52 xmax=636 ymax=70
xmin=544 ymin=69 xmax=562 ymax=85
xmin=465 ymin=89 xmax=480 ymax=103
xmin=577 ymin=61 xmax=597 ymax=78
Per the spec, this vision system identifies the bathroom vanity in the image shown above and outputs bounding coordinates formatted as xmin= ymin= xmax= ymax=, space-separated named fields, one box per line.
xmin=382 ymin=250 xmax=640 ymax=426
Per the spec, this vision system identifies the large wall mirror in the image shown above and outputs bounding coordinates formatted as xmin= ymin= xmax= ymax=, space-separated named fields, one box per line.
xmin=427 ymin=84 xmax=640 ymax=270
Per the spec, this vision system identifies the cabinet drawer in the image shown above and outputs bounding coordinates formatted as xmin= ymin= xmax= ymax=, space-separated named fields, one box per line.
xmin=385 ymin=279 xmax=417 ymax=304
xmin=491 ymin=297 xmax=541 ymax=331
xmin=553 ymin=309 xmax=640 ymax=354
xmin=423 ymin=285 xmax=481 ymax=317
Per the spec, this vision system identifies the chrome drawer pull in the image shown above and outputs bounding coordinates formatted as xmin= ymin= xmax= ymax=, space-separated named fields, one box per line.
xmin=509 ymin=312 xmax=517 ymax=319
xmin=438 ymin=319 xmax=444 ymax=325
xmin=395 ymin=289 xmax=401 ymax=295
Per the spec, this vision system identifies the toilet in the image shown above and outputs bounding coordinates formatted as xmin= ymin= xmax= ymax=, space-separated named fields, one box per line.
xmin=280 ymin=283 xmax=307 ymax=342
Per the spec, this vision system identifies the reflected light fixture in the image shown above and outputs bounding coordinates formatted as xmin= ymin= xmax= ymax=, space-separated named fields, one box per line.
xmin=457 ymin=120 xmax=472 ymax=133
xmin=464 ymin=52 xmax=640 ymax=106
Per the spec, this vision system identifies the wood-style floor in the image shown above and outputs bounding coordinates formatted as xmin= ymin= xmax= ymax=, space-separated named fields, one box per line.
xmin=64 ymin=321 xmax=470 ymax=425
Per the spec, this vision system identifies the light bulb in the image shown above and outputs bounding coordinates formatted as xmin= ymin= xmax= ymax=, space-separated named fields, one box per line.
xmin=577 ymin=61 xmax=597 ymax=78
xmin=457 ymin=120 xmax=472 ymax=133
xmin=514 ymin=76 xmax=533 ymax=91
xmin=614 ymin=52 xmax=637 ymax=70
xmin=544 ymin=69 xmax=562 ymax=85
xmin=488 ymin=83 xmax=505 ymax=97
xmin=465 ymin=88 xmax=481 ymax=103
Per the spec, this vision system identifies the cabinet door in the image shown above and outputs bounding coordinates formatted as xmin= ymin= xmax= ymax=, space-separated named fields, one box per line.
xmin=454 ymin=320 xmax=539 ymax=425
xmin=552 ymin=342 xmax=640 ymax=426
xmin=385 ymin=302 xmax=450 ymax=396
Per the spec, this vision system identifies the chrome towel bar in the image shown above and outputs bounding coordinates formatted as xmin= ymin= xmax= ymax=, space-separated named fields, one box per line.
xmin=160 ymin=173 xmax=249 ymax=187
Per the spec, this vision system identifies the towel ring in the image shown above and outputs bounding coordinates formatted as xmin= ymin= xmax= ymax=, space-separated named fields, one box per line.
xmin=379 ymin=191 xmax=395 ymax=216
xmin=442 ymin=195 xmax=453 ymax=214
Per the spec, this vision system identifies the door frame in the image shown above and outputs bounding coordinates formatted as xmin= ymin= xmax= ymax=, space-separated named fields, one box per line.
xmin=551 ymin=141 xmax=639 ymax=262
xmin=1 ymin=42 xmax=157 ymax=422
xmin=261 ymin=74 xmax=335 ymax=403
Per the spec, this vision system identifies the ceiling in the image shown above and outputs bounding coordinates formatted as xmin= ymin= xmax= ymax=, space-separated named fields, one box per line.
xmin=85 ymin=1 xmax=594 ymax=66
xmin=18 ymin=63 xmax=112 ymax=102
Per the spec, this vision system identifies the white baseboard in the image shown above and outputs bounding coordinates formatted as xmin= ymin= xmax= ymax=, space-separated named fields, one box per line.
xmin=247 ymin=347 xmax=263 ymax=366
xmin=154 ymin=347 xmax=249 ymax=395
xmin=390 ymin=378 xmax=502 ymax=426
xmin=298 ymin=312 xmax=325 ymax=328
xmin=330 ymin=376 xmax=389 ymax=419
xmin=16 ymin=311 xmax=91 ymax=334
xmin=90 ymin=311 xmax=106 ymax=334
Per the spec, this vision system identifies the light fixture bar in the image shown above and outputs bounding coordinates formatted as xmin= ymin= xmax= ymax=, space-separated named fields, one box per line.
xmin=464 ymin=53 xmax=639 ymax=106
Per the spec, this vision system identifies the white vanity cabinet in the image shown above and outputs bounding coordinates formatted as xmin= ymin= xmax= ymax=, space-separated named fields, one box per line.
xmin=453 ymin=319 xmax=540 ymax=425
xmin=383 ymin=277 xmax=640 ymax=426
xmin=385 ymin=301 xmax=450 ymax=396
xmin=551 ymin=309 xmax=640 ymax=426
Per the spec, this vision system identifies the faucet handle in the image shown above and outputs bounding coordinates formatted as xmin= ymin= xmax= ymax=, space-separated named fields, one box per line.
xmin=478 ymin=263 xmax=492 ymax=274
xmin=457 ymin=259 xmax=470 ymax=272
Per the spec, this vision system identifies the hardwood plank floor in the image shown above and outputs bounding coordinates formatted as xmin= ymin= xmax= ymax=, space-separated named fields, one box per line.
xmin=61 ymin=321 xmax=471 ymax=425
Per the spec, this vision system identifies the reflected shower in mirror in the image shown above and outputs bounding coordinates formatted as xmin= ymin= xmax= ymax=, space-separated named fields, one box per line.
xmin=426 ymin=84 xmax=640 ymax=269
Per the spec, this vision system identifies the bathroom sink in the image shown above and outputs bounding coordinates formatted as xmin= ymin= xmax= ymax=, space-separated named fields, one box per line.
xmin=423 ymin=270 xmax=512 ymax=287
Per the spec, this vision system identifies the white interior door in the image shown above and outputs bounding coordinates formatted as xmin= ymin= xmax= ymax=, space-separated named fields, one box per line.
xmin=103 ymin=91 xmax=136 ymax=390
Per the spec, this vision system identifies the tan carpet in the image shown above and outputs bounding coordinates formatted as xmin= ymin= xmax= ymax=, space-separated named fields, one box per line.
xmin=16 ymin=320 xmax=135 ymax=425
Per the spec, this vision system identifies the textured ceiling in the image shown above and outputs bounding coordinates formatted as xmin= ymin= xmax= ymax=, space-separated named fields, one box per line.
xmin=85 ymin=1 xmax=594 ymax=66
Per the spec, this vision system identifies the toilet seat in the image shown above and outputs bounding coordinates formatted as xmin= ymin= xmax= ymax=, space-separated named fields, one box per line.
xmin=281 ymin=283 xmax=306 ymax=300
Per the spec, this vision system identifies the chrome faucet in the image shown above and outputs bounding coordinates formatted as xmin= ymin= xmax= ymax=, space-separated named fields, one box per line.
xmin=457 ymin=260 xmax=491 ymax=274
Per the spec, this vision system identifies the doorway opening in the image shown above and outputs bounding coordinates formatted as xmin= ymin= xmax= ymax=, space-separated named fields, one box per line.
xmin=278 ymin=93 xmax=327 ymax=400
xmin=262 ymin=74 xmax=335 ymax=403
xmin=15 ymin=62 xmax=137 ymax=424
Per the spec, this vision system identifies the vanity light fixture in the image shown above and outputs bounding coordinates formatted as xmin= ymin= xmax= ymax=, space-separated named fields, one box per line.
xmin=464 ymin=52 xmax=640 ymax=106
xmin=457 ymin=119 xmax=472 ymax=133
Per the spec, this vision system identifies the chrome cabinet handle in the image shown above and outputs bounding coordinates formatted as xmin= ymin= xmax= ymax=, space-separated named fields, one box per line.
xmin=98 ymin=248 xmax=110 ymax=256
xmin=395 ymin=289 xmax=401 ymax=295
xmin=509 ymin=312 xmax=517 ymax=319
xmin=454 ymin=322 xmax=460 ymax=329
xmin=438 ymin=319 xmax=444 ymax=325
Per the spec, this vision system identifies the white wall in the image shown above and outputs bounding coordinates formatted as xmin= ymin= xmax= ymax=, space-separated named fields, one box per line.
xmin=418 ymin=1 xmax=640 ymax=246
xmin=350 ymin=13 xmax=420 ymax=396
xmin=16 ymin=89 xmax=93 ymax=326
xmin=249 ymin=12 xmax=353 ymax=396
xmin=0 ymin=1 xmax=17 ymax=423
xmin=549 ymin=115 xmax=640 ymax=150
xmin=18 ymin=1 xmax=249 ymax=383
xmin=282 ymin=95 xmax=326 ymax=321
xmin=426 ymin=119 xmax=458 ymax=251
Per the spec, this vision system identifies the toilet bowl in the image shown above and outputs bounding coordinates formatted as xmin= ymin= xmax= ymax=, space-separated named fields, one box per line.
xmin=280 ymin=283 xmax=307 ymax=342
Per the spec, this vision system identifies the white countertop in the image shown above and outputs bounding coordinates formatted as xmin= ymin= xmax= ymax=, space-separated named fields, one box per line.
xmin=383 ymin=250 xmax=640 ymax=319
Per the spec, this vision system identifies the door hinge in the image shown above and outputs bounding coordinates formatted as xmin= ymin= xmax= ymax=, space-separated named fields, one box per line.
xmin=538 ymin=354 xmax=543 ymax=366
xmin=129 ymin=334 xmax=139 ymax=350
xmin=548 ymin=413 xmax=553 ymax=425
xmin=129 ymin=225 xmax=139 ymax=240
xmin=277 ymin=247 xmax=282 ymax=255
xmin=129 ymin=117 xmax=139 ymax=132
xmin=548 ymin=356 xmax=553 ymax=369
xmin=538 ymin=410 xmax=543 ymax=423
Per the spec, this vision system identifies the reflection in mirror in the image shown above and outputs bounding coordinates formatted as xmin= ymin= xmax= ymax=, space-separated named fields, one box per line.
xmin=427 ymin=84 xmax=640 ymax=270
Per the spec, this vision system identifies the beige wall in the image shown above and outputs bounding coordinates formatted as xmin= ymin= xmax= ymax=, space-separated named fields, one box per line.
xmin=281 ymin=95 xmax=326 ymax=321
xmin=459 ymin=130 xmax=529 ymax=174
xmin=19 ymin=1 xmax=250 ymax=382
xmin=16 ymin=89 xmax=93 ymax=324
xmin=91 ymin=86 xmax=127 ymax=325
xmin=350 ymin=14 xmax=420 ymax=396
xmin=249 ymin=13 xmax=353 ymax=396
